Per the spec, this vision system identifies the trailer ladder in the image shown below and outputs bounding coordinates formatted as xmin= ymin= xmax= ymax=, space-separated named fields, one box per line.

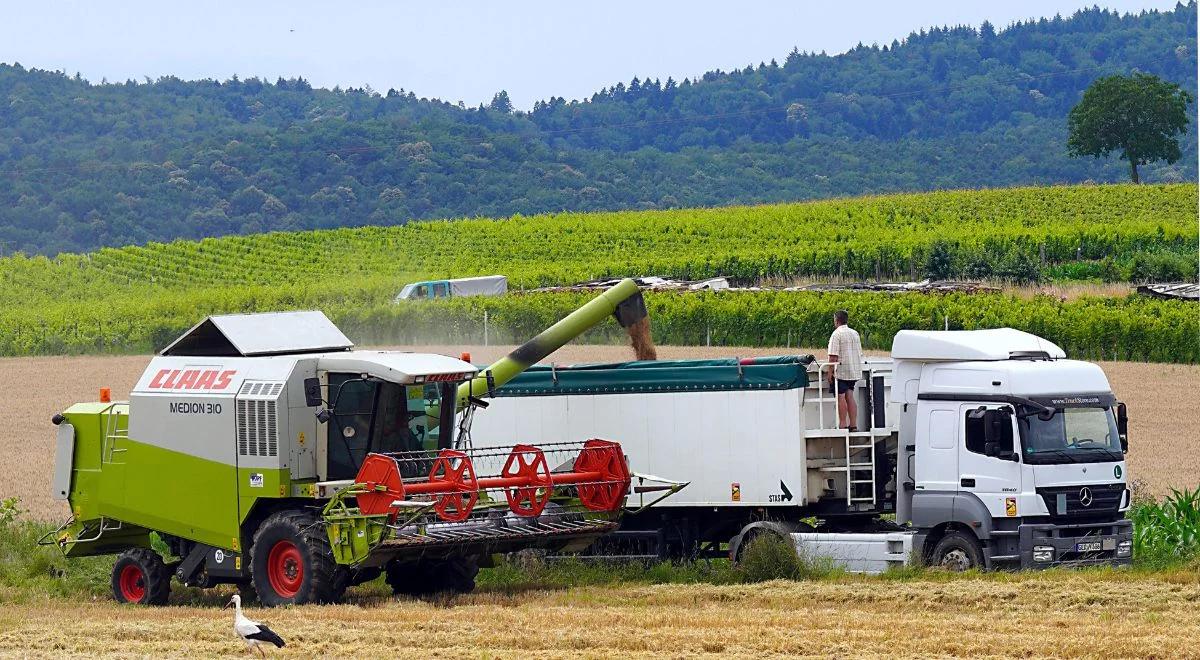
xmin=846 ymin=433 xmax=877 ymax=506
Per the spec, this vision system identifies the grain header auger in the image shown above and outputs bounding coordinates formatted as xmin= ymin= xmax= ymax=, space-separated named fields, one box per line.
xmin=46 ymin=279 xmax=672 ymax=607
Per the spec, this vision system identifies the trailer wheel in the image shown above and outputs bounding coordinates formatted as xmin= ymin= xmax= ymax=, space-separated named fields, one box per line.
xmin=111 ymin=548 xmax=171 ymax=605
xmin=929 ymin=531 xmax=983 ymax=571
xmin=386 ymin=557 xmax=479 ymax=596
xmin=250 ymin=510 xmax=348 ymax=606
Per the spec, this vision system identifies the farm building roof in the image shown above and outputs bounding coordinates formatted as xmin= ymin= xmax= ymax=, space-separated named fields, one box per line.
xmin=490 ymin=355 xmax=813 ymax=396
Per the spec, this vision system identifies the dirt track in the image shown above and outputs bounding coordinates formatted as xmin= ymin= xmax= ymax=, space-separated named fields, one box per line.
xmin=4 ymin=345 xmax=1197 ymax=520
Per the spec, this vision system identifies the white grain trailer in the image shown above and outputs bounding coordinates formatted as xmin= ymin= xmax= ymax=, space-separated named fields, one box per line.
xmin=468 ymin=329 xmax=1134 ymax=572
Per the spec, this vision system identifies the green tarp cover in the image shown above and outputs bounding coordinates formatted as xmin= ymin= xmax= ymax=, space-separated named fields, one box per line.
xmin=489 ymin=355 xmax=813 ymax=397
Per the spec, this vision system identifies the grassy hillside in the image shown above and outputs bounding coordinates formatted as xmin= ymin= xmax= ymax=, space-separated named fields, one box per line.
xmin=0 ymin=4 xmax=1194 ymax=254
xmin=0 ymin=184 xmax=1195 ymax=360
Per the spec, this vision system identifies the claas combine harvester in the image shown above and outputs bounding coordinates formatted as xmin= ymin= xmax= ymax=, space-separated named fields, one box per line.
xmin=46 ymin=280 xmax=675 ymax=606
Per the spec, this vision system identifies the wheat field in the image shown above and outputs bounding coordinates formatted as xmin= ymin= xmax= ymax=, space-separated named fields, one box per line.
xmin=4 ymin=345 xmax=1197 ymax=521
xmin=0 ymin=572 xmax=1197 ymax=658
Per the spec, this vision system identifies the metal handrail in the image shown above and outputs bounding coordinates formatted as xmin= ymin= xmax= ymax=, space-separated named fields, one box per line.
xmin=37 ymin=516 xmax=124 ymax=549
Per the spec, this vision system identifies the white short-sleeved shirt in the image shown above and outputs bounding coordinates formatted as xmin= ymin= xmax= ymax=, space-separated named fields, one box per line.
xmin=827 ymin=325 xmax=863 ymax=381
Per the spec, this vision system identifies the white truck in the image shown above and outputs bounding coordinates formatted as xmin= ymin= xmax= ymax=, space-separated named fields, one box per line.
xmin=395 ymin=275 xmax=507 ymax=301
xmin=468 ymin=328 xmax=1133 ymax=571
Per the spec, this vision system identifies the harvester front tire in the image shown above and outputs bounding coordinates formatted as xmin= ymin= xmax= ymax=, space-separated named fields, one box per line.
xmin=111 ymin=548 xmax=172 ymax=605
xmin=386 ymin=556 xmax=479 ymax=596
xmin=250 ymin=510 xmax=348 ymax=606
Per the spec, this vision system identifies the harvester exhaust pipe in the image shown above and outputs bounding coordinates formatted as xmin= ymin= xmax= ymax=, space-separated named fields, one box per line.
xmin=458 ymin=278 xmax=652 ymax=406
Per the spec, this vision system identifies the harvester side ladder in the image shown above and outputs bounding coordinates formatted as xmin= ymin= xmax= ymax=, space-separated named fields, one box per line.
xmin=102 ymin=403 xmax=129 ymax=463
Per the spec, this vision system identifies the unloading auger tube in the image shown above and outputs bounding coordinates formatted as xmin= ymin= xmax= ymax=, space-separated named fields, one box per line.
xmin=456 ymin=277 xmax=647 ymax=407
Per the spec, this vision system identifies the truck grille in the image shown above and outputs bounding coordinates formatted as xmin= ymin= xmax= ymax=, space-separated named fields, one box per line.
xmin=1037 ymin=483 xmax=1125 ymax=518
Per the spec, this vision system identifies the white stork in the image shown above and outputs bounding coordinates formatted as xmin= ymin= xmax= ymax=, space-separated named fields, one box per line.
xmin=225 ymin=594 xmax=286 ymax=656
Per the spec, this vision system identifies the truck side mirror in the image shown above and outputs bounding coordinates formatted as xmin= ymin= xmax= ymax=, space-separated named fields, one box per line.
xmin=304 ymin=377 xmax=323 ymax=407
xmin=983 ymin=408 xmax=1017 ymax=460
xmin=1116 ymin=402 xmax=1128 ymax=452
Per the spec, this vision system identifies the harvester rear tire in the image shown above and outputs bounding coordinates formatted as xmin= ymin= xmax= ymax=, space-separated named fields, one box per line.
xmin=111 ymin=548 xmax=171 ymax=605
xmin=385 ymin=556 xmax=479 ymax=596
xmin=250 ymin=510 xmax=348 ymax=606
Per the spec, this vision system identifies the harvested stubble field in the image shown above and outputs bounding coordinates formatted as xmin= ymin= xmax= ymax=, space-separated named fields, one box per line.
xmin=0 ymin=572 xmax=1198 ymax=657
xmin=3 ymin=343 xmax=1197 ymax=521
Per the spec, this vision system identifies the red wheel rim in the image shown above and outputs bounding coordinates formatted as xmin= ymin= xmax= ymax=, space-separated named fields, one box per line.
xmin=267 ymin=540 xmax=304 ymax=598
xmin=355 ymin=454 xmax=406 ymax=516
xmin=502 ymin=445 xmax=552 ymax=517
xmin=118 ymin=563 xmax=146 ymax=602
xmin=574 ymin=439 xmax=631 ymax=512
xmin=429 ymin=449 xmax=479 ymax=522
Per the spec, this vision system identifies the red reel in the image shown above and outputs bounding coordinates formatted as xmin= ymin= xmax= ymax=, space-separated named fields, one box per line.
xmin=501 ymin=445 xmax=553 ymax=516
xmin=573 ymin=439 xmax=630 ymax=512
xmin=427 ymin=449 xmax=479 ymax=522
xmin=355 ymin=454 xmax=406 ymax=516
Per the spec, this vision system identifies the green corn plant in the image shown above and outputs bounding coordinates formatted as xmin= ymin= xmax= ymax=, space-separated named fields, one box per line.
xmin=1129 ymin=488 xmax=1200 ymax=564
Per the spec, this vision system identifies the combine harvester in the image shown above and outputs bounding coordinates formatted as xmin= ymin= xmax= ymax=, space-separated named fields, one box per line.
xmin=46 ymin=280 xmax=676 ymax=606
xmin=470 ymin=329 xmax=1134 ymax=571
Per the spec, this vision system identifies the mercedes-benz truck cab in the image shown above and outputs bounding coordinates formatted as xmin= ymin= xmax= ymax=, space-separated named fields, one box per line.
xmin=893 ymin=329 xmax=1132 ymax=569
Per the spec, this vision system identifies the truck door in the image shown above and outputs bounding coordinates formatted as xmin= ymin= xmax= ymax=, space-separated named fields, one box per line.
xmin=913 ymin=402 xmax=959 ymax=492
xmin=957 ymin=403 xmax=1021 ymax=518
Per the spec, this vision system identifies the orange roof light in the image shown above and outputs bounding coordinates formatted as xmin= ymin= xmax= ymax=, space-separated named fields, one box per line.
xmin=460 ymin=352 xmax=471 ymax=363
xmin=99 ymin=387 xmax=112 ymax=403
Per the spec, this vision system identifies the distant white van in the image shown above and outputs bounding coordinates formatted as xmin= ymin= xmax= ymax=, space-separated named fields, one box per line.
xmin=395 ymin=275 xmax=508 ymax=301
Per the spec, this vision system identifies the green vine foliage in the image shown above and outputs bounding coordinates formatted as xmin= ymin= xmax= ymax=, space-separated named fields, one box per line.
xmin=0 ymin=184 xmax=1194 ymax=361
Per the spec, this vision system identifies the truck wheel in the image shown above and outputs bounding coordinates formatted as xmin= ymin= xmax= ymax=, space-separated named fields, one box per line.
xmin=111 ymin=548 xmax=171 ymax=605
xmin=386 ymin=557 xmax=479 ymax=596
xmin=251 ymin=510 xmax=348 ymax=606
xmin=929 ymin=531 xmax=983 ymax=571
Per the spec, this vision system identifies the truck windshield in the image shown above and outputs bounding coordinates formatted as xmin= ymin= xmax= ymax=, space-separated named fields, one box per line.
xmin=1018 ymin=406 xmax=1123 ymax=464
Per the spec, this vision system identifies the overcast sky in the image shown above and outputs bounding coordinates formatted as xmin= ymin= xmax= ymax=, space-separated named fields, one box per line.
xmin=0 ymin=1 xmax=1182 ymax=110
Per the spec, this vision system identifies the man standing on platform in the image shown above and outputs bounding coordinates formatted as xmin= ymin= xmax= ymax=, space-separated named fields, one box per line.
xmin=825 ymin=309 xmax=863 ymax=431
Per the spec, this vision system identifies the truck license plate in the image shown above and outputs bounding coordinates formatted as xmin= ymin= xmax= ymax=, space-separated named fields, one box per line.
xmin=1075 ymin=541 xmax=1102 ymax=553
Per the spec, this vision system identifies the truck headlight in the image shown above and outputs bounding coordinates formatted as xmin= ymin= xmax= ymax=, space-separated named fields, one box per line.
xmin=1033 ymin=545 xmax=1054 ymax=562
xmin=1116 ymin=540 xmax=1132 ymax=558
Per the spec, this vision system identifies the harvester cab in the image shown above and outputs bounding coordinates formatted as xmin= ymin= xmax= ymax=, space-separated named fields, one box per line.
xmin=47 ymin=279 xmax=676 ymax=606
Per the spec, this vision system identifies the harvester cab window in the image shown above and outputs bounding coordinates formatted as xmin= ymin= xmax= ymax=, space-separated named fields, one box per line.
xmin=326 ymin=375 xmax=378 ymax=481
xmin=325 ymin=374 xmax=457 ymax=480
xmin=414 ymin=284 xmax=430 ymax=299
xmin=431 ymin=282 xmax=450 ymax=298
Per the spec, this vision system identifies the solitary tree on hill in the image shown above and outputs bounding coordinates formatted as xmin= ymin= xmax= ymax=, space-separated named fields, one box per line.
xmin=488 ymin=90 xmax=514 ymax=114
xmin=1067 ymin=73 xmax=1192 ymax=183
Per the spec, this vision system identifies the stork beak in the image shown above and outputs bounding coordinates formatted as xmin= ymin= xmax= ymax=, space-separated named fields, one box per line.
xmin=224 ymin=599 xmax=234 ymax=609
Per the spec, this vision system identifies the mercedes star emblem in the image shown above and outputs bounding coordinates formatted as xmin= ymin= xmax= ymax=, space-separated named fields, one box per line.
xmin=1079 ymin=487 xmax=1093 ymax=507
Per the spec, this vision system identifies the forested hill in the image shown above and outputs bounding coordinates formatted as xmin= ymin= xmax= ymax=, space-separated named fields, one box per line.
xmin=1 ymin=3 xmax=1196 ymax=255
